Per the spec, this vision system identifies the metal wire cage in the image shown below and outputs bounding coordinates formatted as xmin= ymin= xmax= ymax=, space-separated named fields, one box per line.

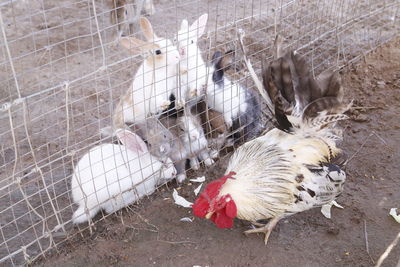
xmin=0 ymin=0 xmax=399 ymax=265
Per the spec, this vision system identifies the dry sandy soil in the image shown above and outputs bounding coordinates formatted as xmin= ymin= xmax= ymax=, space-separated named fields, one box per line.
xmin=35 ymin=36 xmax=400 ymax=267
xmin=0 ymin=0 xmax=399 ymax=266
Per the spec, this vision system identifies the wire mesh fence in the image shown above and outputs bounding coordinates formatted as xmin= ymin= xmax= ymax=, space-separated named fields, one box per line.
xmin=0 ymin=0 xmax=399 ymax=265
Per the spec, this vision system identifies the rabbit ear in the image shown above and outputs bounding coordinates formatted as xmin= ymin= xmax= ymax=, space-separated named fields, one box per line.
xmin=140 ymin=17 xmax=156 ymax=41
xmin=120 ymin=37 xmax=159 ymax=54
xmin=116 ymin=129 xmax=148 ymax=153
xmin=180 ymin=19 xmax=189 ymax=30
xmin=189 ymin=13 xmax=208 ymax=39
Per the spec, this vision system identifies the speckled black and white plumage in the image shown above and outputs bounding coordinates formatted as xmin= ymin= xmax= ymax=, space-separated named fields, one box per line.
xmin=220 ymin=128 xmax=346 ymax=221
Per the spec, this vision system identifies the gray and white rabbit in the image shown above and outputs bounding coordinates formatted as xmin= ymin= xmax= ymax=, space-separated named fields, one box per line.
xmin=178 ymin=110 xmax=214 ymax=169
xmin=159 ymin=110 xmax=214 ymax=182
xmin=131 ymin=117 xmax=174 ymax=160
xmin=206 ymin=50 xmax=263 ymax=143
xmin=71 ymin=129 xmax=176 ymax=224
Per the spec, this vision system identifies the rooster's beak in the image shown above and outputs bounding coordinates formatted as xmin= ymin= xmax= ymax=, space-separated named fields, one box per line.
xmin=205 ymin=212 xmax=214 ymax=219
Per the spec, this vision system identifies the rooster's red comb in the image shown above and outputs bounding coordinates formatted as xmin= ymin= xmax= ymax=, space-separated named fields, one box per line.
xmin=192 ymin=172 xmax=236 ymax=218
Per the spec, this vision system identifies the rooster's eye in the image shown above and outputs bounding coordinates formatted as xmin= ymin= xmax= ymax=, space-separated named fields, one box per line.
xmin=155 ymin=50 xmax=161 ymax=55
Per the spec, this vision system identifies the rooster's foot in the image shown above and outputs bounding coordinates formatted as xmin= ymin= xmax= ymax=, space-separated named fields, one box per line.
xmin=244 ymin=216 xmax=281 ymax=245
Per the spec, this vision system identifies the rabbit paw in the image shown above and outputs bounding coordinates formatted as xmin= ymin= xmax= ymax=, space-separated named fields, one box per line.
xmin=225 ymin=138 xmax=234 ymax=147
xmin=191 ymin=163 xmax=200 ymax=170
xmin=190 ymin=158 xmax=200 ymax=170
xmin=160 ymin=100 xmax=171 ymax=111
xmin=210 ymin=149 xmax=219 ymax=159
xmin=176 ymin=173 xmax=187 ymax=183
xmin=204 ymin=158 xmax=215 ymax=166
xmin=189 ymin=89 xmax=198 ymax=98
xmin=193 ymin=85 xmax=206 ymax=97
xmin=175 ymin=99 xmax=185 ymax=109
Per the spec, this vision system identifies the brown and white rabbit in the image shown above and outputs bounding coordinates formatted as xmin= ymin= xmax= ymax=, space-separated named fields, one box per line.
xmin=113 ymin=17 xmax=181 ymax=128
xmin=194 ymin=100 xmax=231 ymax=159
xmin=71 ymin=129 xmax=176 ymax=224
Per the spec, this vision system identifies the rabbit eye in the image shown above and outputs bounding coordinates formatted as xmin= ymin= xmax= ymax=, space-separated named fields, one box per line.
xmin=155 ymin=49 xmax=161 ymax=55
xmin=191 ymin=40 xmax=194 ymax=44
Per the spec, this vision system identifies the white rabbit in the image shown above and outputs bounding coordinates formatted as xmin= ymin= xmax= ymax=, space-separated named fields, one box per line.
xmin=175 ymin=14 xmax=208 ymax=108
xmin=113 ymin=17 xmax=181 ymax=128
xmin=71 ymin=129 xmax=176 ymax=224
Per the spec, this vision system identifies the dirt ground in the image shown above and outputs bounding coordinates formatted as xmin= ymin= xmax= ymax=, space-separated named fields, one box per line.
xmin=34 ymin=37 xmax=400 ymax=267
xmin=1 ymin=0 xmax=399 ymax=266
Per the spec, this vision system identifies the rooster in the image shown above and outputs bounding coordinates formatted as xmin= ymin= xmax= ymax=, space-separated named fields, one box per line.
xmin=192 ymin=36 xmax=352 ymax=244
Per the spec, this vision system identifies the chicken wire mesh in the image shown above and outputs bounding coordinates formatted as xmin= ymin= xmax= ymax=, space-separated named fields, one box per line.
xmin=0 ymin=0 xmax=399 ymax=265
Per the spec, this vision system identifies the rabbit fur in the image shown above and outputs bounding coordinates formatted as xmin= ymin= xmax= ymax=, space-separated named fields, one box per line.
xmin=71 ymin=129 xmax=176 ymax=224
xmin=206 ymin=50 xmax=263 ymax=143
xmin=194 ymin=100 xmax=232 ymax=159
xmin=113 ymin=17 xmax=181 ymax=128
xmin=159 ymin=110 xmax=213 ymax=182
xmin=175 ymin=14 xmax=208 ymax=108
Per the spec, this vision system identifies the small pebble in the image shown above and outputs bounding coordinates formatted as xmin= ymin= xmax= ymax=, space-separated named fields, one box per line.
xmin=353 ymin=114 xmax=369 ymax=122
xmin=377 ymin=81 xmax=385 ymax=88
xmin=327 ymin=226 xmax=340 ymax=235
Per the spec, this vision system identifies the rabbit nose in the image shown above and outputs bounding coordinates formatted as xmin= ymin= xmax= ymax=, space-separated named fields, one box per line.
xmin=191 ymin=134 xmax=199 ymax=140
xmin=179 ymin=48 xmax=185 ymax=56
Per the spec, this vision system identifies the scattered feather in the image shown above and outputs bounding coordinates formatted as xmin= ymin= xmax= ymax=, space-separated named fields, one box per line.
xmin=190 ymin=176 xmax=205 ymax=183
xmin=321 ymin=200 xmax=344 ymax=219
xmin=389 ymin=208 xmax=400 ymax=224
xmin=180 ymin=217 xmax=193 ymax=222
xmin=194 ymin=184 xmax=203 ymax=196
xmin=172 ymin=189 xmax=193 ymax=208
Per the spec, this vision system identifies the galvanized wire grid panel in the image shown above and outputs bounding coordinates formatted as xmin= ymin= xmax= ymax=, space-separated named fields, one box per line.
xmin=0 ymin=0 xmax=399 ymax=265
